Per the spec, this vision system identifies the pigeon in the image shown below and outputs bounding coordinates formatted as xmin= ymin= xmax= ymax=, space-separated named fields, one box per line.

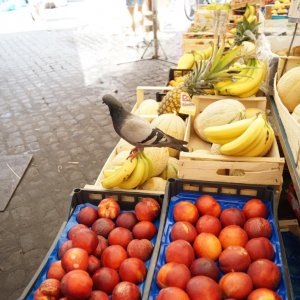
xmin=102 ymin=94 xmax=189 ymax=154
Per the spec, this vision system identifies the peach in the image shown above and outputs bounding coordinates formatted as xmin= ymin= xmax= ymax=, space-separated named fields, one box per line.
xmin=193 ymin=233 xmax=222 ymax=260
xmin=196 ymin=215 xmax=222 ymax=236
xmin=244 ymin=218 xmax=272 ymax=239
xmin=219 ymin=272 xmax=253 ymax=299
xmin=72 ymin=228 xmax=99 ymax=254
xmin=61 ymin=270 xmax=93 ymax=300
xmin=92 ymin=267 xmax=120 ymax=294
xmin=243 ymin=199 xmax=268 ymax=219
xmin=58 ymin=240 xmax=73 ymax=259
xmin=166 ymin=240 xmax=195 ymax=267
xmin=157 ymin=287 xmax=190 ymax=300
xmin=47 ymin=260 xmax=66 ymax=281
xmin=247 ymin=259 xmax=281 ymax=290
xmin=219 ymin=225 xmax=248 ymax=249
xmin=170 ymin=221 xmax=197 ymax=243
xmin=173 ymin=201 xmax=199 ymax=224
xmin=189 ymin=258 xmax=219 ymax=281
xmin=119 ymin=258 xmax=147 ymax=284
xmin=88 ymin=291 xmax=110 ymax=300
xmin=220 ymin=208 xmax=246 ymax=227
xmin=101 ymin=245 xmax=128 ymax=270
xmin=93 ymin=235 xmax=108 ymax=258
xmin=135 ymin=197 xmax=161 ymax=221
xmin=245 ymin=237 xmax=275 ymax=261
xmin=33 ymin=288 xmax=49 ymax=300
xmin=247 ymin=288 xmax=282 ymax=300
xmin=68 ymin=224 xmax=88 ymax=240
xmin=195 ymin=195 xmax=221 ymax=217
xmin=87 ymin=255 xmax=101 ymax=275
xmin=39 ymin=279 xmax=62 ymax=298
xmin=157 ymin=262 xmax=191 ymax=289
xmin=132 ymin=221 xmax=157 ymax=240
xmin=112 ymin=281 xmax=141 ymax=300
xmin=77 ymin=206 xmax=98 ymax=226
xmin=92 ymin=218 xmax=115 ymax=238
xmin=186 ymin=275 xmax=222 ymax=300
xmin=127 ymin=239 xmax=153 ymax=261
xmin=98 ymin=198 xmax=120 ymax=219
xmin=219 ymin=246 xmax=251 ymax=273
xmin=108 ymin=227 xmax=133 ymax=248
xmin=61 ymin=247 xmax=89 ymax=272
xmin=116 ymin=212 xmax=138 ymax=230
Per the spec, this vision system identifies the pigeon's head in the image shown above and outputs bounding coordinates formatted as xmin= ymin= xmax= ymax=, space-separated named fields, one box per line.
xmin=102 ymin=94 xmax=123 ymax=111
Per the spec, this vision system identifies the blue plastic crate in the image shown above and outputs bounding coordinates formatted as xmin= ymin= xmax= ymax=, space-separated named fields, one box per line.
xmin=150 ymin=191 xmax=289 ymax=300
xmin=26 ymin=202 xmax=161 ymax=300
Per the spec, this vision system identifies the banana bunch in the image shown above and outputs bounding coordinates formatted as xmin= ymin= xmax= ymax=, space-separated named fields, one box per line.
xmin=101 ymin=152 xmax=153 ymax=190
xmin=204 ymin=114 xmax=275 ymax=157
xmin=214 ymin=58 xmax=266 ymax=98
xmin=236 ymin=4 xmax=257 ymax=24
xmin=168 ymin=76 xmax=185 ymax=87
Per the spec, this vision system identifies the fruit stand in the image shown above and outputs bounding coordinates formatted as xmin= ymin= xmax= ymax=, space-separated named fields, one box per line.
xmin=21 ymin=1 xmax=300 ymax=299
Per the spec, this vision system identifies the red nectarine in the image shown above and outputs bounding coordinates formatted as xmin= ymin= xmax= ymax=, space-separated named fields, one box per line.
xmin=196 ymin=215 xmax=222 ymax=236
xmin=166 ymin=240 xmax=195 ymax=267
xmin=119 ymin=258 xmax=147 ymax=284
xmin=195 ymin=195 xmax=221 ymax=217
xmin=92 ymin=267 xmax=120 ymax=294
xmin=91 ymin=218 xmax=115 ymax=238
xmin=218 ymin=225 xmax=248 ymax=249
xmin=108 ymin=227 xmax=133 ymax=248
xmin=101 ymin=245 xmax=128 ymax=270
xmin=193 ymin=233 xmax=222 ymax=260
xmin=170 ymin=221 xmax=197 ymax=243
xmin=173 ymin=201 xmax=199 ymax=224
xmin=135 ymin=197 xmax=160 ymax=222
xmin=127 ymin=239 xmax=153 ymax=261
xmin=111 ymin=281 xmax=141 ymax=300
xmin=98 ymin=198 xmax=120 ymax=219
xmin=116 ymin=212 xmax=138 ymax=230
xmin=61 ymin=247 xmax=89 ymax=272
xmin=220 ymin=208 xmax=246 ymax=227
xmin=77 ymin=206 xmax=98 ymax=226
xmin=244 ymin=217 xmax=272 ymax=239
xmin=243 ymin=199 xmax=268 ymax=219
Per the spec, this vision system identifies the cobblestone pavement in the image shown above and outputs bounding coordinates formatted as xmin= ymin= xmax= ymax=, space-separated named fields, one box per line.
xmin=0 ymin=1 xmax=187 ymax=299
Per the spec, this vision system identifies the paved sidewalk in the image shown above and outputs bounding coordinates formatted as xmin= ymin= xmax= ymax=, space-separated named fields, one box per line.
xmin=0 ymin=1 xmax=187 ymax=299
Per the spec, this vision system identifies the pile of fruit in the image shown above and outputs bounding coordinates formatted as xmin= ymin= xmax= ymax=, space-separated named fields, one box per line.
xmin=153 ymin=195 xmax=284 ymax=300
xmin=270 ymin=0 xmax=290 ymax=17
xmin=33 ymin=197 xmax=161 ymax=300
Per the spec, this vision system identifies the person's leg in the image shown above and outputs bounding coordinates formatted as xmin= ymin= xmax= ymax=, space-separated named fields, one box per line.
xmin=126 ymin=0 xmax=136 ymax=32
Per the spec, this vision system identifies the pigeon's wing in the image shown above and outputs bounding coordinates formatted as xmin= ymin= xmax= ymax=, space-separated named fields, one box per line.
xmin=119 ymin=114 xmax=156 ymax=145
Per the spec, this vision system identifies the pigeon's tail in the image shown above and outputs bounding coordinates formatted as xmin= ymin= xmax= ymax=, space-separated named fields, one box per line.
xmin=168 ymin=136 xmax=189 ymax=152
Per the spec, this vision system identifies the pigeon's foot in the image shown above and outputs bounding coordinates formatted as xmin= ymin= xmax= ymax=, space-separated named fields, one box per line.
xmin=127 ymin=146 xmax=143 ymax=160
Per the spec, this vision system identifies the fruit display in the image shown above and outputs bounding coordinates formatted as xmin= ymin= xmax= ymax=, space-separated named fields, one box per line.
xmin=29 ymin=196 xmax=162 ymax=299
xmin=149 ymin=190 xmax=288 ymax=300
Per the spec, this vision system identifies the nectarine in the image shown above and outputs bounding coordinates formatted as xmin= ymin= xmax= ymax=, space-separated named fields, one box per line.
xmin=220 ymin=208 xmax=246 ymax=227
xmin=157 ymin=287 xmax=190 ymax=300
xmin=39 ymin=278 xmax=62 ymax=298
xmin=77 ymin=206 xmax=98 ymax=226
xmin=93 ymin=235 xmax=108 ymax=258
xmin=195 ymin=195 xmax=221 ymax=217
xmin=87 ymin=255 xmax=101 ymax=275
xmin=196 ymin=215 xmax=222 ymax=236
xmin=47 ymin=260 xmax=66 ymax=281
xmin=116 ymin=212 xmax=138 ymax=230
xmin=193 ymin=233 xmax=222 ymax=260
xmin=247 ymin=259 xmax=281 ymax=290
xmin=219 ymin=272 xmax=253 ymax=299
xmin=166 ymin=240 xmax=195 ymax=267
xmin=112 ymin=281 xmax=141 ymax=300
xmin=61 ymin=270 xmax=93 ymax=300
xmin=98 ymin=198 xmax=120 ymax=219
xmin=58 ymin=240 xmax=73 ymax=259
xmin=101 ymin=245 xmax=128 ymax=270
xmin=244 ymin=217 xmax=272 ymax=239
xmin=157 ymin=262 xmax=191 ymax=289
xmin=247 ymin=288 xmax=282 ymax=300
xmin=92 ymin=218 xmax=115 ymax=238
xmin=186 ymin=275 xmax=222 ymax=300
xmin=243 ymin=199 xmax=268 ymax=219
xmin=119 ymin=258 xmax=147 ymax=284
xmin=108 ymin=227 xmax=133 ymax=248
xmin=61 ymin=247 xmax=89 ymax=272
xmin=68 ymin=224 xmax=88 ymax=240
xmin=72 ymin=228 xmax=98 ymax=254
xmin=92 ymin=267 xmax=120 ymax=294
xmin=132 ymin=221 xmax=157 ymax=240
xmin=170 ymin=221 xmax=197 ymax=243
xmin=135 ymin=197 xmax=160 ymax=222
xmin=173 ymin=201 xmax=199 ymax=224
xmin=88 ymin=290 xmax=110 ymax=300
xmin=189 ymin=258 xmax=219 ymax=281
xmin=127 ymin=239 xmax=153 ymax=261
xmin=245 ymin=237 xmax=275 ymax=261
xmin=218 ymin=225 xmax=248 ymax=249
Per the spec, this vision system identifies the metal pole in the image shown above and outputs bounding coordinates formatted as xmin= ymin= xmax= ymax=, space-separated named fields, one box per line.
xmin=152 ymin=0 xmax=159 ymax=59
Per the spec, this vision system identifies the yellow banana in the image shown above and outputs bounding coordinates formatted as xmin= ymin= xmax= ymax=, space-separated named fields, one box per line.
xmin=214 ymin=79 xmax=233 ymax=91
xmin=139 ymin=153 xmax=149 ymax=185
xmin=235 ymin=122 xmax=268 ymax=157
xmin=142 ymin=152 xmax=154 ymax=180
xmin=247 ymin=15 xmax=257 ymax=24
xmin=177 ymin=53 xmax=195 ymax=69
xmin=219 ymin=59 xmax=264 ymax=96
xmin=103 ymin=166 xmax=122 ymax=178
xmin=204 ymin=116 xmax=256 ymax=144
xmin=249 ymin=5 xmax=256 ymax=16
xmin=260 ymin=122 xmax=275 ymax=156
xmin=220 ymin=114 xmax=265 ymax=156
xmin=219 ymin=59 xmax=254 ymax=95
xmin=244 ymin=5 xmax=250 ymax=18
xmin=101 ymin=158 xmax=137 ymax=189
xmin=119 ymin=155 xmax=145 ymax=189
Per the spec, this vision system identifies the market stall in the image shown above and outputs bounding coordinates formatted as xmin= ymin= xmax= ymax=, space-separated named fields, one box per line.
xmin=20 ymin=0 xmax=300 ymax=299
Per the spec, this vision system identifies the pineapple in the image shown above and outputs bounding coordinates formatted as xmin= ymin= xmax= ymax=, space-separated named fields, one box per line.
xmin=158 ymin=43 xmax=243 ymax=115
xmin=234 ymin=17 xmax=259 ymax=45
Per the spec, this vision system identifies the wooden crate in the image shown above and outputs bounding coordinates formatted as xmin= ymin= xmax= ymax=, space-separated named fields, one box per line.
xmin=178 ymin=95 xmax=285 ymax=189
xmin=273 ymin=75 xmax=300 ymax=176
